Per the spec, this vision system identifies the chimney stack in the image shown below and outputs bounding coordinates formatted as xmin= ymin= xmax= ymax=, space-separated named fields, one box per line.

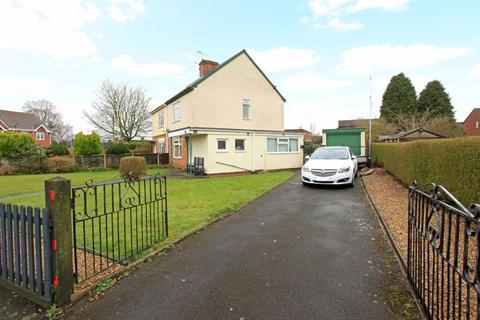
xmin=199 ymin=59 xmax=219 ymax=77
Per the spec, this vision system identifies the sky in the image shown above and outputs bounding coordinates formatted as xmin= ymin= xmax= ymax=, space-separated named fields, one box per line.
xmin=1 ymin=0 xmax=479 ymax=135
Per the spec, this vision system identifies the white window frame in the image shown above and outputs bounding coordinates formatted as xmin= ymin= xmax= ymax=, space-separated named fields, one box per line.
xmin=172 ymin=103 xmax=181 ymax=123
xmin=476 ymin=121 xmax=479 ymax=129
xmin=234 ymin=139 xmax=246 ymax=152
xmin=159 ymin=142 xmax=165 ymax=154
xmin=158 ymin=111 xmax=165 ymax=128
xmin=267 ymin=137 xmax=299 ymax=153
xmin=36 ymin=131 xmax=45 ymax=141
xmin=278 ymin=138 xmax=289 ymax=152
xmin=173 ymin=138 xmax=182 ymax=159
xmin=242 ymin=99 xmax=250 ymax=120
xmin=216 ymin=138 xmax=228 ymax=152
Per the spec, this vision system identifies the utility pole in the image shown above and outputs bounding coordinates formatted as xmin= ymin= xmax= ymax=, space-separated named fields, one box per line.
xmin=368 ymin=75 xmax=373 ymax=160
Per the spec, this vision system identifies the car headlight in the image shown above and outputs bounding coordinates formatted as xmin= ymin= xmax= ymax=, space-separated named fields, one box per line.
xmin=302 ymin=166 xmax=311 ymax=173
xmin=338 ymin=166 xmax=350 ymax=173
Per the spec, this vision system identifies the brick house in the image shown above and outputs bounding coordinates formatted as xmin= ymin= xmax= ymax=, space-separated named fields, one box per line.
xmin=463 ymin=108 xmax=480 ymax=136
xmin=150 ymin=49 xmax=303 ymax=174
xmin=0 ymin=109 xmax=52 ymax=147
xmin=284 ymin=128 xmax=312 ymax=142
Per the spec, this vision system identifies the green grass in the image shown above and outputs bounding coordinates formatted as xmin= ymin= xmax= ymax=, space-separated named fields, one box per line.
xmin=0 ymin=170 xmax=294 ymax=261
xmin=0 ymin=167 xmax=170 ymax=197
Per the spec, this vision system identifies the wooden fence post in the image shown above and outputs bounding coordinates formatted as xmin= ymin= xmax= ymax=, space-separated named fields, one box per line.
xmin=45 ymin=177 xmax=73 ymax=306
xmin=103 ymin=153 xmax=107 ymax=168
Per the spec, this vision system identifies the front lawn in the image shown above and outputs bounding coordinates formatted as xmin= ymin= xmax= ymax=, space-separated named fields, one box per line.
xmin=0 ymin=170 xmax=294 ymax=254
xmin=0 ymin=167 xmax=171 ymax=197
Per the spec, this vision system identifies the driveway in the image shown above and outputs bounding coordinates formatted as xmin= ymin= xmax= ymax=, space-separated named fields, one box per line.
xmin=65 ymin=175 xmax=418 ymax=320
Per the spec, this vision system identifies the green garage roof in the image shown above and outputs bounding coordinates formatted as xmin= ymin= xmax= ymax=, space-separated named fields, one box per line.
xmin=323 ymin=128 xmax=365 ymax=134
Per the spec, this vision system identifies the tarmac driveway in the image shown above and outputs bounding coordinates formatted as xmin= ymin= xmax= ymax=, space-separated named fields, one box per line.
xmin=65 ymin=174 xmax=418 ymax=320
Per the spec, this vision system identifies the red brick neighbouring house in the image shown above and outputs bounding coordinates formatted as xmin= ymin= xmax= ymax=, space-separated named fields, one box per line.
xmin=0 ymin=109 xmax=52 ymax=147
xmin=464 ymin=108 xmax=480 ymax=136
xmin=284 ymin=128 xmax=313 ymax=142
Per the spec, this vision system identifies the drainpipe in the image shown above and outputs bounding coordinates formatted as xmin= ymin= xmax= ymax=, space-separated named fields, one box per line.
xmin=189 ymin=133 xmax=193 ymax=166
xmin=251 ymin=131 xmax=255 ymax=172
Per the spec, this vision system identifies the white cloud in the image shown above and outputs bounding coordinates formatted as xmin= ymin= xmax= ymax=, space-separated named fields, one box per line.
xmin=0 ymin=0 xmax=101 ymax=59
xmin=326 ymin=18 xmax=363 ymax=30
xmin=467 ymin=64 xmax=480 ymax=78
xmin=347 ymin=0 xmax=410 ymax=12
xmin=306 ymin=0 xmax=411 ymax=30
xmin=249 ymin=47 xmax=320 ymax=72
xmin=0 ymin=76 xmax=57 ymax=95
xmin=283 ymin=72 xmax=352 ymax=92
xmin=299 ymin=16 xmax=310 ymax=23
xmin=338 ymin=44 xmax=472 ymax=75
xmin=107 ymin=0 xmax=145 ymax=23
xmin=112 ymin=54 xmax=186 ymax=77
xmin=0 ymin=0 xmax=145 ymax=60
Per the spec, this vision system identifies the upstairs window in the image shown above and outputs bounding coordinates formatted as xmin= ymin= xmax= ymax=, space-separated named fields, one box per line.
xmin=476 ymin=121 xmax=479 ymax=129
xmin=158 ymin=111 xmax=165 ymax=127
xmin=172 ymin=103 xmax=181 ymax=122
xmin=36 ymin=131 xmax=45 ymax=140
xmin=242 ymin=99 xmax=250 ymax=119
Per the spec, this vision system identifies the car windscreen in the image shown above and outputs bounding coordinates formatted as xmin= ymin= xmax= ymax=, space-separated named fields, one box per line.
xmin=310 ymin=148 xmax=350 ymax=160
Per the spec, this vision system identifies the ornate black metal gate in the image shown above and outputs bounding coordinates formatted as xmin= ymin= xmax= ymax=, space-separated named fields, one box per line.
xmin=408 ymin=182 xmax=480 ymax=319
xmin=71 ymin=174 xmax=168 ymax=283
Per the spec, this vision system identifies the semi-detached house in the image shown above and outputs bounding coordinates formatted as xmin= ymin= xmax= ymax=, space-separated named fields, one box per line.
xmin=150 ymin=49 xmax=303 ymax=175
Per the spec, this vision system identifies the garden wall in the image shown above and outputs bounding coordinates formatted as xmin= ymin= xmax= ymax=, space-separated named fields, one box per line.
xmin=372 ymin=136 xmax=480 ymax=205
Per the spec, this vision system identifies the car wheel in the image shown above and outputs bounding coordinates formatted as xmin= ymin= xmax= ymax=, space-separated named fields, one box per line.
xmin=348 ymin=176 xmax=355 ymax=188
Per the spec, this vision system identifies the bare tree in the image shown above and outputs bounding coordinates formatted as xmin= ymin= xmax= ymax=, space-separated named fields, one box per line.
xmin=388 ymin=108 xmax=434 ymax=132
xmin=55 ymin=123 xmax=74 ymax=143
xmin=84 ymin=80 xmax=151 ymax=142
xmin=22 ymin=99 xmax=72 ymax=143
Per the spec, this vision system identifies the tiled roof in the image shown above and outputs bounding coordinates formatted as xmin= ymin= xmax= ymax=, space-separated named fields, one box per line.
xmin=0 ymin=109 xmax=44 ymax=130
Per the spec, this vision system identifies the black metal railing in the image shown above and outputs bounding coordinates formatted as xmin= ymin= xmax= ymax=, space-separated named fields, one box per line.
xmin=71 ymin=174 xmax=168 ymax=283
xmin=0 ymin=204 xmax=52 ymax=306
xmin=407 ymin=182 xmax=480 ymax=319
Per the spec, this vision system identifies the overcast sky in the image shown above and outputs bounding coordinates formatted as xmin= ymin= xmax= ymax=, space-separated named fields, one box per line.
xmin=1 ymin=0 xmax=479 ymax=134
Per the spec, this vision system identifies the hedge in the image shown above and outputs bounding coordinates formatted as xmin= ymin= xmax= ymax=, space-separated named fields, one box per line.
xmin=372 ymin=137 xmax=480 ymax=205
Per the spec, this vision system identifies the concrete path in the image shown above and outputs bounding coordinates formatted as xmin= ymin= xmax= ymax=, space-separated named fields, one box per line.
xmin=64 ymin=175 xmax=418 ymax=320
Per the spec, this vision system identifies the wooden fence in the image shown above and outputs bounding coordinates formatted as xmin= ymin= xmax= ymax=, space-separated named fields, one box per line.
xmin=74 ymin=153 xmax=169 ymax=169
xmin=0 ymin=204 xmax=53 ymax=306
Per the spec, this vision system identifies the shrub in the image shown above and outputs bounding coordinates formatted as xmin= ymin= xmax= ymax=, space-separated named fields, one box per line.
xmin=46 ymin=142 xmax=70 ymax=156
xmin=74 ymin=132 xmax=102 ymax=156
xmin=0 ymin=163 xmax=16 ymax=175
xmin=106 ymin=142 xmax=130 ymax=155
xmin=128 ymin=141 xmax=152 ymax=153
xmin=119 ymin=156 xmax=147 ymax=180
xmin=46 ymin=156 xmax=78 ymax=173
xmin=0 ymin=132 xmax=36 ymax=158
xmin=372 ymin=137 xmax=480 ymax=205
xmin=15 ymin=154 xmax=47 ymax=174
